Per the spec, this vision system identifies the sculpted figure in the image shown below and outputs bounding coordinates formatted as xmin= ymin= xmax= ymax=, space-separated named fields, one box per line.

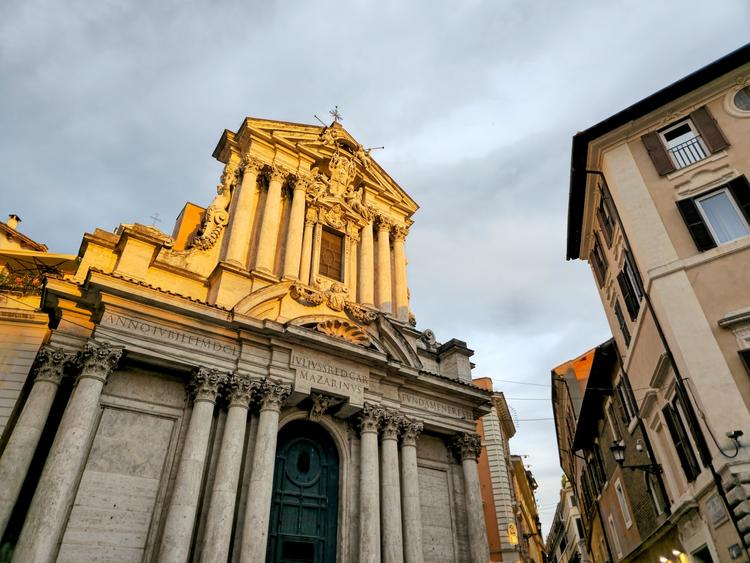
xmin=190 ymin=161 xmax=239 ymax=250
xmin=344 ymin=182 xmax=372 ymax=220
xmin=306 ymin=167 xmax=329 ymax=203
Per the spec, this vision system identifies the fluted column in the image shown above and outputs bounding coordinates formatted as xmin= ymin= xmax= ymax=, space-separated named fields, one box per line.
xmin=224 ymin=155 xmax=264 ymax=267
xmin=359 ymin=220 xmax=374 ymax=306
xmin=159 ymin=368 xmax=226 ymax=563
xmin=255 ymin=165 xmax=287 ymax=274
xmin=200 ymin=375 xmax=257 ymax=563
xmin=400 ymin=419 xmax=424 ymax=563
xmin=282 ymin=178 xmax=308 ymax=279
xmin=359 ymin=403 xmax=384 ymax=563
xmin=452 ymin=433 xmax=490 ymax=563
xmin=376 ymin=216 xmax=393 ymax=314
xmin=241 ymin=381 xmax=291 ymax=562
xmin=299 ymin=208 xmax=316 ymax=285
xmin=381 ymin=412 xmax=404 ymax=563
xmin=14 ymin=340 xmax=122 ymax=563
xmin=0 ymin=346 xmax=73 ymax=539
xmin=392 ymin=225 xmax=409 ymax=322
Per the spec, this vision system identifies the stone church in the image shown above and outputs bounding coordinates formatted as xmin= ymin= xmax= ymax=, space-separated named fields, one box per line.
xmin=0 ymin=117 xmax=492 ymax=562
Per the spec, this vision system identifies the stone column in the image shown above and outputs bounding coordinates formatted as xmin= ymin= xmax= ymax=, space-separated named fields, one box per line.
xmin=240 ymin=381 xmax=291 ymax=562
xmin=381 ymin=412 xmax=404 ymax=563
xmin=359 ymin=220 xmax=375 ymax=307
xmin=310 ymin=223 xmax=323 ymax=281
xmin=400 ymin=419 xmax=424 ymax=563
xmin=452 ymin=433 xmax=490 ymax=563
xmin=159 ymin=368 xmax=225 ymax=563
xmin=0 ymin=346 xmax=73 ymax=539
xmin=13 ymin=340 xmax=122 ymax=563
xmin=376 ymin=216 xmax=393 ymax=314
xmin=347 ymin=224 xmax=359 ymax=302
xmin=282 ymin=177 xmax=308 ymax=280
xmin=392 ymin=225 xmax=409 ymax=322
xmin=359 ymin=403 xmax=384 ymax=563
xmin=224 ymin=155 xmax=264 ymax=267
xmin=200 ymin=374 xmax=257 ymax=563
xmin=299 ymin=208 xmax=316 ymax=285
xmin=255 ymin=165 xmax=287 ymax=274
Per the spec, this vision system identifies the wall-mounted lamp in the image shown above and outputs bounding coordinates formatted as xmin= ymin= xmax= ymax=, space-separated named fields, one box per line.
xmin=609 ymin=440 xmax=662 ymax=475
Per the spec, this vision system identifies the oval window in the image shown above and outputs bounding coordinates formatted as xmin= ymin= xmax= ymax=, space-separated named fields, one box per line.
xmin=734 ymin=86 xmax=750 ymax=111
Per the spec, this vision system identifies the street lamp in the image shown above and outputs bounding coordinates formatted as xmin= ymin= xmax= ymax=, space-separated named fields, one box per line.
xmin=609 ymin=440 xmax=662 ymax=475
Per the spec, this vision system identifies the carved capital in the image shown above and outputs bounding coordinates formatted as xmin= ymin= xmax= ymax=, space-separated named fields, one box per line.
xmin=221 ymin=161 xmax=241 ymax=192
xmin=381 ymin=411 xmax=405 ymax=441
xmin=359 ymin=402 xmax=385 ymax=434
xmin=346 ymin=222 xmax=361 ymax=242
xmin=267 ymin=164 xmax=288 ymax=184
xmin=258 ymin=380 xmax=291 ymax=412
xmin=309 ymin=392 xmax=341 ymax=421
xmin=392 ymin=225 xmax=409 ymax=241
xmin=226 ymin=373 xmax=258 ymax=408
xmin=78 ymin=340 xmax=123 ymax=383
xmin=451 ymin=432 xmax=482 ymax=461
xmin=292 ymin=176 xmax=310 ymax=193
xmin=401 ymin=419 xmax=424 ymax=447
xmin=305 ymin=206 xmax=319 ymax=226
xmin=242 ymin=154 xmax=265 ymax=175
xmin=189 ymin=368 xmax=226 ymax=404
xmin=375 ymin=215 xmax=394 ymax=232
xmin=33 ymin=345 xmax=72 ymax=385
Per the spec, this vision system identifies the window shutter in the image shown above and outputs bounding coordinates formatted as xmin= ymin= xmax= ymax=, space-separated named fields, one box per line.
xmin=642 ymin=131 xmax=676 ymax=176
xmin=728 ymin=176 xmax=750 ymax=224
xmin=624 ymin=249 xmax=644 ymax=297
xmin=617 ymin=271 xmax=639 ymax=321
xmin=690 ymin=106 xmax=729 ymax=154
xmin=676 ymin=198 xmax=717 ymax=252
xmin=662 ymin=404 xmax=700 ymax=482
xmin=740 ymin=350 xmax=750 ymax=376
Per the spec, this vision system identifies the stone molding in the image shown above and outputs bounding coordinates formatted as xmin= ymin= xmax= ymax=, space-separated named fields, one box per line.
xmin=359 ymin=402 xmax=385 ymax=434
xmin=401 ymin=419 xmax=424 ymax=447
xmin=257 ymin=380 xmax=292 ymax=412
xmin=309 ymin=392 xmax=341 ymax=421
xmin=33 ymin=345 xmax=74 ymax=385
xmin=451 ymin=432 xmax=482 ymax=462
xmin=77 ymin=340 xmax=123 ymax=383
xmin=226 ymin=373 xmax=258 ymax=409
xmin=189 ymin=367 xmax=226 ymax=404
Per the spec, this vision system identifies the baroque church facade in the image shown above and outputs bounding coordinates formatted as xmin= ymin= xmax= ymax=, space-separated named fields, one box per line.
xmin=0 ymin=118 xmax=492 ymax=562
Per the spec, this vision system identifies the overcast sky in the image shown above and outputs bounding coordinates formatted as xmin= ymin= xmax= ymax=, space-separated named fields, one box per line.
xmin=2 ymin=0 xmax=749 ymax=536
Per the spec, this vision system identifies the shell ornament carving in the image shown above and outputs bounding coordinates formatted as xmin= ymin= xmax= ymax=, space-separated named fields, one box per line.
xmin=316 ymin=319 xmax=370 ymax=346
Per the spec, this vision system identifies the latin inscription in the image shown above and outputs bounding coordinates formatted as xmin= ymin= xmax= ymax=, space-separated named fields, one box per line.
xmin=399 ymin=392 xmax=473 ymax=420
xmin=291 ymin=352 xmax=367 ymax=399
xmin=102 ymin=312 xmax=238 ymax=357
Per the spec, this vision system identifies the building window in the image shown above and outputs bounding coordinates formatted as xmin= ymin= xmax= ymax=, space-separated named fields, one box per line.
xmin=597 ymin=187 xmax=617 ymax=246
xmin=662 ymin=397 xmax=701 ymax=482
xmin=615 ymin=378 xmax=638 ymax=425
xmin=642 ymin=106 xmax=729 ymax=175
xmin=575 ymin=517 xmax=584 ymax=540
xmin=614 ymin=479 xmax=633 ymax=528
xmin=645 ymin=471 xmax=667 ymax=515
xmin=590 ymin=234 xmax=608 ymax=287
xmin=607 ymin=514 xmax=623 ymax=558
xmin=677 ymin=177 xmax=750 ymax=251
xmin=734 ymin=86 xmax=750 ymax=111
xmin=319 ymin=228 xmax=344 ymax=281
xmin=614 ymin=301 xmax=631 ymax=347
xmin=741 ymin=349 xmax=750 ymax=376
xmin=617 ymin=250 xmax=643 ymax=322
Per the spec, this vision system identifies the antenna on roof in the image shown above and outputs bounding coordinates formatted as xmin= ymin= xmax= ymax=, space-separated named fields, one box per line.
xmin=313 ymin=114 xmax=327 ymax=127
xmin=365 ymin=146 xmax=385 ymax=152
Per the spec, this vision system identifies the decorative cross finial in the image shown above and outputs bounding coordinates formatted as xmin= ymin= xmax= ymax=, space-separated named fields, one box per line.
xmin=329 ymin=105 xmax=343 ymax=123
xmin=149 ymin=212 xmax=162 ymax=227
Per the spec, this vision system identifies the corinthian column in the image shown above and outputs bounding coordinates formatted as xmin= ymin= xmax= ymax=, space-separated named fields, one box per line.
xmin=255 ymin=165 xmax=287 ymax=274
xmin=224 ymin=154 xmax=264 ymax=267
xmin=200 ymin=374 xmax=257 ymax=563
xmin=159 ymin=368 xmax=226 ymax=563
xmin=299 ymin=208 xmax=317 ymax=284
xmin=400 ymin=419 xmax=424 ymax=563
xmin=452 ymin=433 xmax=490 ymax=563
xmin=359 ymin=220 xmax=374 ymax=307
xmin=380 ymin=412 xmax=404 ymax=563
xmin=392 ymin=225 xmax=409 ymax=322
xmin=14 ymin=340 xmax=123 ymax=563
xmin=240 ymin=380 xmax=291 ymax=562
xmin=0 ymin=346 xmax=73 ymax=539
xmin=282 ymin=177 xmax=308 ymax=279
xmin=359 ymin=403 xmax=384 ymax=563
xmin=376 ymin=216 xmax=393 ymax=314
xmin=347 ymin=225 xmax=360 ymax=302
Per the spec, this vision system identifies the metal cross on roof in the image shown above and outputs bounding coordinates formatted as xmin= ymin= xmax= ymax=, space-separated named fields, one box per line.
xmin=329 ymin=106 xmax=343 ymax=123
xmin=150 ymin=212 xmax=162 ymax=227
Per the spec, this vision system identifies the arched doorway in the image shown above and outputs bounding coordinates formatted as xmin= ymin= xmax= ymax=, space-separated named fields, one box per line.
xmin=267 ymin=420 xmax=339 ymax=563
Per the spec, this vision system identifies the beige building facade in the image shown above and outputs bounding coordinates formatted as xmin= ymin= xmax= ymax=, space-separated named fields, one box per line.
xmin=567 ymin=43 xmax=750 ymax=561
xmin=0 ymin=117 xmax=493 ymax=562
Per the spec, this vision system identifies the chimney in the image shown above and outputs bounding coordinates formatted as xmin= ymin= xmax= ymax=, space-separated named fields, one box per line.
xmin=7 ymin=214 xmax=21 ymax=230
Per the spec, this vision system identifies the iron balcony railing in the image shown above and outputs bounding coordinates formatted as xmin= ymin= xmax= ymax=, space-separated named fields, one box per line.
xmin=668 ymin=135 xmax=707 ymax=169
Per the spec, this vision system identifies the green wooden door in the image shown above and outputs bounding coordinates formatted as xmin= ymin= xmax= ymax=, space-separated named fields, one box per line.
xmin=267 ymin=420 xmax=339 ymax=563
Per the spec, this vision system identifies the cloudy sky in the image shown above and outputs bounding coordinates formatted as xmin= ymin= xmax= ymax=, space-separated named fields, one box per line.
xmin=3 ymin=0 xmax=748 ymax=535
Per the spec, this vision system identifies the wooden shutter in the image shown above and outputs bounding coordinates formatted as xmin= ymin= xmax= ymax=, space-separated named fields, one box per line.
xmin=690 ymin=106 xmax=729 ymax=154
xmin=624 ymin=250 xmax=643 ymax=297
xmin=617 ymin=271 xmax=639 ymax=321
xmin=728 ymin=176 xmax=750 ymax=224
xmin=642 ymin=131 xmax=676 ymax=176
xmin=676 ymin=198 xmax=717 ymax=252
xmin=740 ymin=350 xmax=750 ymax=376
xmin=662 ymin=404 xmax=700 ymax=482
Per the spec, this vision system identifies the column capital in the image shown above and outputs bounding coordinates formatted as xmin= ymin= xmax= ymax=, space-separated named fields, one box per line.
xmin=267 ymin=164 xmax=289 ymax=184
xmin=359 ymin=402 xmax=385 ymax=434
xmin=77 ymin=340 xmax=123 ymax=383
xmin=292 ymin=176 xmax=310 ymax=193
xmin=305 ymin=206 xmax=318 ymax=226
xmin=190 ymin=367 xmax=226 ymax=404
xmin=401 ymin=419 xmax=424 ymax=447
xmin=451 ymin=432 xmax=482 ymax=462
xmin=33 ymin=345 xmax=73 ymax=385
xmin=257 ymin=380 xmax=291 ymax=412
xmin=381 ymin=411 xmax=405 ymax=441
xmin=375 ymin=214 xmax=394 ymax=232
xmin=242 ymin=154 xmax=265 ymax=174
xmin=346 ymin=222 xmax=361 ymax=242
xmin=226 ymin=373 xmax=258 ymax=409
xmin=392 ymin=224 xmax=409 ymax=241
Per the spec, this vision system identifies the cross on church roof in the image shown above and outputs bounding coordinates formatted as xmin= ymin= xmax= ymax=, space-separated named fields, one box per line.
xmin=328 ymin=105 xmax=343 ymax=123
xmin=150 ymin=212 xmax=162 ymax=227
